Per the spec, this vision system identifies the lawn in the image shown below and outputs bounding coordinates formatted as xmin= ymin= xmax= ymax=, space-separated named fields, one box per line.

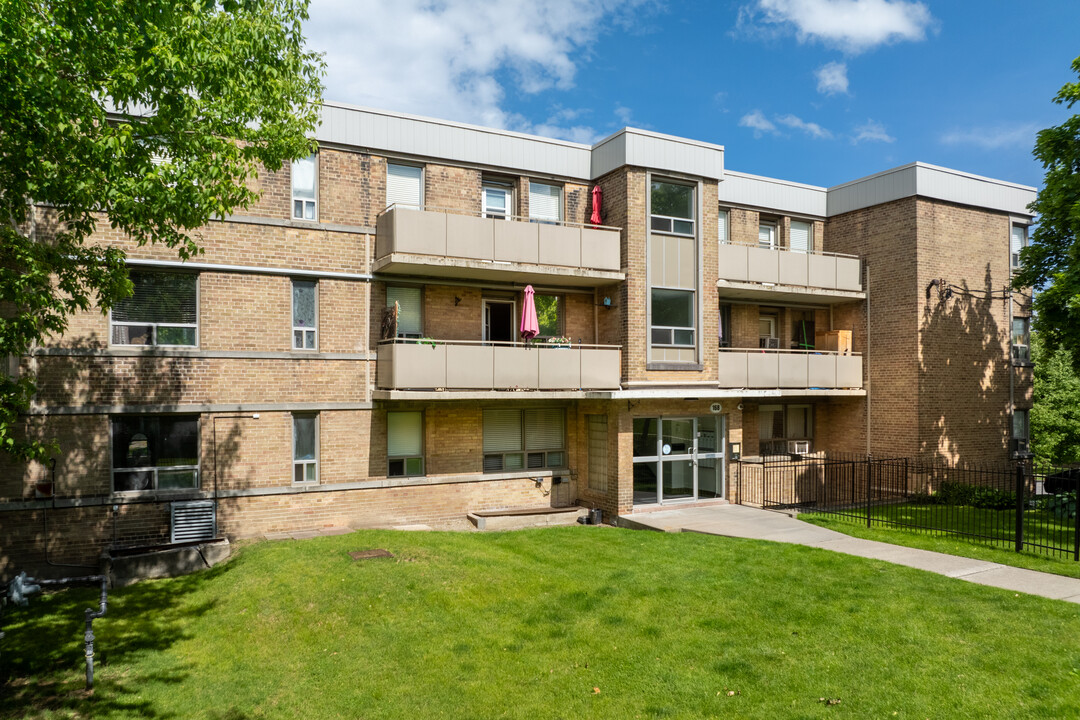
xmin=801 ymin=504 xmax=1080 ymax=579
xmin=3 ymin=526 xmax=1080 ymax=719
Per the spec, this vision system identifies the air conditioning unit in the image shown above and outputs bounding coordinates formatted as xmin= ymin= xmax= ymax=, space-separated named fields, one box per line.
xmin=1012 ymin=344 xmax=1030 ymax=362
xmin=1011 ymin=438 xmax=1031 ymax=457
xmin=788 ymin=440 xmax=811 ymax=455
xmin=171 ymin=500 xmax=216 ymax=543
xmin=759 ymin=336 xmax=780 ymax=349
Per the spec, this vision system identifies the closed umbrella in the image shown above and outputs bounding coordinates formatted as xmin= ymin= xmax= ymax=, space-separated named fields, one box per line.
xmin=590 ymin=185 xmax=603 ymax=225
xmin=520 ymin=285 xmax=539 ymax=342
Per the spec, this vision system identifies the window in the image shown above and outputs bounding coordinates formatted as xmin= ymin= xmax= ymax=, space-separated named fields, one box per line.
xmin=1013 ymin=409 xmax=1029 ymax=441
xmin=483 ymin=180 xmax=512 ymax=219
xmin=386 ymin=286 xmax=422 ymax=338
xmin=651 ymin=288 xmax=695 ymax=347
xmin=388 ymin=411 xmax=424 ymax=477
xmin=650 ymin=180 xmax=695 ymax=235
xmin=529 ymin=182 xmax=563 ymax=223
xmin=759 ymin=313 xmax=778 ymax=349
xmin=758 ymin=222 xmax=777 ymax=249
xmin=292 ymin=280 xmax=317 ymax=350
xmin=718 ymin=304 xmax=732 ymax=348
xmin=482 ymin=408 xmax=565 ymax=472
xmin=1012 ymin=316 xmax=1030 ymax=363
xmin=718 ymin=209 xmax=729 ymax=244
xmin=535 ymin=294 xmax=561 ymax=338
xmin=587 ymin=414 xmax=608 ymax=492
xmin=293 ymin=414 xmax=318 ymax=484
xmin=111 ymin=271 xmax=198 ymax=346
xmin=291 ymin=154 xmax=317 ymax=220
xmin=790 ymin=220 xmax=812 ymax=253
xmin=111 ymin=415 xmax=199 ymax=492
xmin=387 ymin=163 xmax=423 ymax=209
xmin=1011 ymin=224 xmax=1028 ymax=270
xmin=792 ymin=310 xmax=815 ymax=350
xmin=758 ymin=404 xmax=813 ymax=456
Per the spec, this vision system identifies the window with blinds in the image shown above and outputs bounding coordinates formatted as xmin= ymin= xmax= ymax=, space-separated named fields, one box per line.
xmin=1011 ymin=225 xmax=1027 ymax=270
xmin=758 ymin=223 xmax=777 ymax=249
xmin=386 ymin=286 xmax=422 ymax=337
xmin=587 ymin=414 xmax=608 ymax=492
xmin=790 ymin=220 xmax=811 ymax=253
xmin=111 ymin=271 xmax=198 ymax=346
xmin=292 ymin=154 xmax=317 ymax=220
xmin=529 ymin=182 xmax=562 ymax=223
xmin=387 ymin=163 xmax=423 ymax=209
xmin=388 ymin=411 xmax=424 ymax=477
xmin=482 ymin=407 xmax=566 ymax=472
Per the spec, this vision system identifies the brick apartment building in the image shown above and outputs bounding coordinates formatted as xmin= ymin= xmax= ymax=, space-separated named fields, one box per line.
xmin=0 ymin=103 xmax=1036 ymax=573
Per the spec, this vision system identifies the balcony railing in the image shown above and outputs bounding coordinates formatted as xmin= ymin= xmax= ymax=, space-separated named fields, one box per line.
xmin=375 ymin=206 xmax=622 ymax=274
xmin=718 ymin=242 xmax=862 ymax=293
xmin=717 ymin=347 xmax=863 ymax=390
xmin=377 ymin=339 xmax=622 ymax=391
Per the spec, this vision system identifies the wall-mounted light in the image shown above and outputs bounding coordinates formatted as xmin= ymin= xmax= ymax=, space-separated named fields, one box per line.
xmin=603 ymin=296 xmax=612 ymax=308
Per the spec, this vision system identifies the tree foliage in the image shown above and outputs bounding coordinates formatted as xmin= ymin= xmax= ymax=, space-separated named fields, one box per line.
xmin=0 ymin=0 xmax=324 ymax=460
xmin=1030 ymin=332 xmax=1080 ymax=469
xmin=1014 ymin=53 xmax=1080 ymax=361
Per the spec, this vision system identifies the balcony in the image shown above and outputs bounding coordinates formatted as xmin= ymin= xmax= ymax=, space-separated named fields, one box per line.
xmin=374 ymin=206 xmax=624 ymax=286
xmin=376 ymin=340 xmax=622 ymax=393
xmin=717 ymin=242 xmax=864 ymax=303
xmin=717 ymin=348 xmax=863 ymax=391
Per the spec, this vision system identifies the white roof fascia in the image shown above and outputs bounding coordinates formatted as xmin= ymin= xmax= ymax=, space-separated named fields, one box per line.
xmin=591 ymin=128 xmax=725 ymax=181
xmin=719 ymin=170 xmax=827 ymax=218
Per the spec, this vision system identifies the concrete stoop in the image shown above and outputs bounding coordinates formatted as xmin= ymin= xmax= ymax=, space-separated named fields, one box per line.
xmin=468 ymin=506 xmax=587 ymax=531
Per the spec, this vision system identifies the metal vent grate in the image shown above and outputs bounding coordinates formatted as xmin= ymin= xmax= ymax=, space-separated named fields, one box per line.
xmin=171 ymin=500 xmax=216 ymax=543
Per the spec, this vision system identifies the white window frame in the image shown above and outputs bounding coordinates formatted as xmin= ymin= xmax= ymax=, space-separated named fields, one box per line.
xmin=387 ymin=411 xmax=425 ymax=477
xmin=790 ymin=220 xmax=812 ymax=253
xmin=483 ymin=179 xmax=513 ymax=219
xmin=1011 ymin=224 xmax=1028 ymax=271
xmin=292 ymin=413 xmax=319 ymax=485
xmin=718 ymin=208 xmax=729 ymax=245
xmin=110 ymin=270 xmax=200 ymax=348
xmin=292 ymin=279 xmax=318 ymax=350
xmin=110 ymin=415 xmax=201 ymax=493
xmin=758 ymin=222 xmax=777 ymax=250
xmin=291 ymin=154 xmax=317 ymax=221
xmin=387 ymin=162 xmax=424 ymax=210
xmin=529 ymin=181 xmax=563 ymax=223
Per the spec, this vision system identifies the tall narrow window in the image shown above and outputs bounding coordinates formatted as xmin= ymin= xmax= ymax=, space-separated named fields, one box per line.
xmin=293 ymin=414 xmax=318 ymax=484
xmin=529 ymin=182 xmax=562 ymax=223
xmin=111 ymin=271 xmax=198 ymax=346
xmin=759 ymin=314 xmax=778 ymax=349
xmin=1011 ymin=224 xmax=1028 ymax=270
xmin=483 ymin=180 xmax=512 ymax=219
xmin=292 ymin=154 xmax=316 ymax=220
xmin=386 ymin=286 xmax=422 ymax=338
xmin=1012 ymin=316 xmax=1030 ymax=363
xmin=1012 ymin=409 xmax=1030 ymax=456
xmin=292 ymin=280 xmax=317 ymax=350
xmin=587 ymin=414 xmax=608 ymax=492
xmin=718 ymin=209 xmax=729 ymax=244
xmin=758 ymin=222 xmax=777 ymax=249
xmin=790 ymin=220 xmax=811 ymax=253
xmin=649 ymin=179 xmax=698 ymax=362
xmin=719 ymin=304 xmax=732 ymax=348
xmin=387 ymin=163 xmax=423 ymax=209
xmin=388 ymin=411 xmax=424 ymax=477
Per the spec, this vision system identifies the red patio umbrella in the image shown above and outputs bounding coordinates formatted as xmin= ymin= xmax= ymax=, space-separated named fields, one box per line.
xmin=520 ymin=285 xmax=539 ymax=341
xmin=590 ymin=185 xmax=603 ymax=225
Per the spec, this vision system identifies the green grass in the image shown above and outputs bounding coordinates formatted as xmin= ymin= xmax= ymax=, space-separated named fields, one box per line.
xmin=4 ymin=527 xmax=1080 ymax=719
xmin=801 ymin=504 xmax=1080 ymax=579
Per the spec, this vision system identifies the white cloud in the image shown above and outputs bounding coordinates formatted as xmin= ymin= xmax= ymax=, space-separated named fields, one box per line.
xmin=303 ymin=0 xmax=647 ymax=140
xmin=940 ymin=123 xmax=1039 ymax=151
xmin=740 ymin=0 xmax=935 ymax=54
xmin=852 ymin=119 xmax=895 ymax=144
xmin=614 ymin=105 xmax=634 ymax=126
xmin=776 ymin=113 xmax=833 ymax=139
xmin=739 ymin=110 xmax=778 ymax=138
xmin=815 ymin=61 xmax=849 ymax=95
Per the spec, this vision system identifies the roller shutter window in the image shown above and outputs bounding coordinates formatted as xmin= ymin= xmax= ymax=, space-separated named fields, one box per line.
xmin=386 ymin=286 xmax=422 ymax=337
xmin=387 ymin=163 xmax=423 ymax=209
xmin=529 ymin=182 xmax=562 ymax=223
xmin=790 ymin=220 xmax=811 ymax=253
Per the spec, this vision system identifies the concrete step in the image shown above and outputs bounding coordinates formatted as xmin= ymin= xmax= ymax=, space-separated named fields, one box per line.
xmin=468 ymin=506 xmax=587 ymax=531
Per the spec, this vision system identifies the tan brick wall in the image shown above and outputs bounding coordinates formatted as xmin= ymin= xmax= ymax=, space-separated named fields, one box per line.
xmin=425 ymin=164 xmax=481 ymax=214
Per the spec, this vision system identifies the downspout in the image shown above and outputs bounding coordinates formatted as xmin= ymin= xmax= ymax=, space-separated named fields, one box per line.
xmin=1008 ymin=286 xmax=1014 ymax=452
xmin=865 ymin=258 xmax=871 ymax=456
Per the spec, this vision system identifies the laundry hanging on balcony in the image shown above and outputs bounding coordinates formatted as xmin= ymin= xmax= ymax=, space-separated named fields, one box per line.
xmin=520 ymin=285 xmax=540 ymax=341
xmin=590 ymin=185 xmax=603 ymax=226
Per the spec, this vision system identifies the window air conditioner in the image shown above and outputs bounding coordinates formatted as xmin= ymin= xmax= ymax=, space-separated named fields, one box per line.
xmin=759 ymin=337 xmax=780 ymax=349
xmin=1012 ymin=344 xmax=1030 ymax=362
xmin=1011 ymin=439 xmax=1031 ymax=457
xmin=788 ymin=440 xmax=811 ymax=455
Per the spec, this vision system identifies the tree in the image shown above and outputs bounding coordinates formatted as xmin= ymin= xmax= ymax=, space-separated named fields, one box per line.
xmin=1014 ymin=53 xmax=1080 ymax=361
xmin=1030 ymin=332 xmax=1080 ymax=468
xmin=0 ymin=1 xmax=324 ymax=460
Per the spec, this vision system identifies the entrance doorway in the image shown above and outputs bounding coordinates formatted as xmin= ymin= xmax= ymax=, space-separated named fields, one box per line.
xmin=483 ymin=300 xmax=516 ymax=344
xmin=632 ymin=415 xmax=726 ymax=505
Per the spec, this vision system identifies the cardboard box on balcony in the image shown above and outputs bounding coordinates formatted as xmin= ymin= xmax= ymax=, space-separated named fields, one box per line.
xmin=815 ymin=330 xmax=852 ymax=355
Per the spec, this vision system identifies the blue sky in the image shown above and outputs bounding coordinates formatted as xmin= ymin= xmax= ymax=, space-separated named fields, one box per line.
xmin=303 ymin=1 xmax=1080 ymax=189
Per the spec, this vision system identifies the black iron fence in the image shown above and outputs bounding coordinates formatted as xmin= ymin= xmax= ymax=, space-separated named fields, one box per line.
xmin=735 ymin=452 xmax=1080 ymax=560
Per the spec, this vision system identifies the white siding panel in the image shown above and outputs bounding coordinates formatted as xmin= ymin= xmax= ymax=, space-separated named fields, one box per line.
xmin=719 ymin=172 xmax=827 ymax=217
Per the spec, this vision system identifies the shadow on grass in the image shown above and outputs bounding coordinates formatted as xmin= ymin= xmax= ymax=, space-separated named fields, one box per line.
xmin=0 ymin=558 xmax=238 ymax=719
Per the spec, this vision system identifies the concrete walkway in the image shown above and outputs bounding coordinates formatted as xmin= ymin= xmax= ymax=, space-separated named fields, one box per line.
xmin=620 ymin=504 xmax=1080 ymax=604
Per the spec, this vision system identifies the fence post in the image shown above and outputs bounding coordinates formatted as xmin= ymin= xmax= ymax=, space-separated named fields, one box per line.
xmin=1014 ymin=461 xmax=1025 ymax=553
xmin=866 ymin=454 xmax=873 ymax=528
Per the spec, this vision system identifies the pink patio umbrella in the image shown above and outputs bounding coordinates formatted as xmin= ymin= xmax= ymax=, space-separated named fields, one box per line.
xmin=520 ymin=285 xmax=540 ymax=341
xmin=590 ymin=185 xmax=603 ymax=225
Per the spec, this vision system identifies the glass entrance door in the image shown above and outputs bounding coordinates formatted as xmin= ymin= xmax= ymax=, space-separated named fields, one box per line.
xmin=632 ymin=415 xmax=726 ymax=506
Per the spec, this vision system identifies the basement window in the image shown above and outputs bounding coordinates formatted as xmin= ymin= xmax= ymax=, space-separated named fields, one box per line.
xmin=482 ymin=408 xmax=565 ymax=472
xmin=111 ymin=415 xmax=199 ymax=492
